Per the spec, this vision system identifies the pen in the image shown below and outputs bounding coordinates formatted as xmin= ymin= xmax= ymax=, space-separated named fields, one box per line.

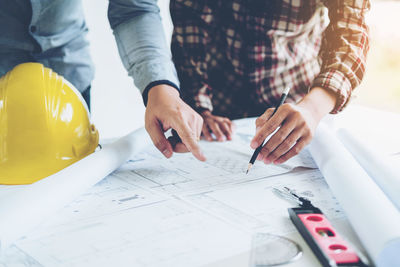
xmin=246 ymin=87 xmax=291 ymax=174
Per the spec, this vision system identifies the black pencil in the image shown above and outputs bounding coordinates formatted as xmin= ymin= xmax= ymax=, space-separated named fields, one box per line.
xmin=246 ymin=87 xmax=291 ymax=174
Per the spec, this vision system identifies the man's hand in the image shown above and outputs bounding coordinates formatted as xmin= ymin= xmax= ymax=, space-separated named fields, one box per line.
xmin=200 ymin=110 xmax=234 ymax=141
xmin=250 ymin=87 xmax=337 ymax=164
xmin=145 ymin=84 xmax=206 ymax=161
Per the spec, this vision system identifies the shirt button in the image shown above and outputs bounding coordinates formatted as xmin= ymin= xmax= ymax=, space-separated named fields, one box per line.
xmin=30 ymin=25 xmax=37 ymax=33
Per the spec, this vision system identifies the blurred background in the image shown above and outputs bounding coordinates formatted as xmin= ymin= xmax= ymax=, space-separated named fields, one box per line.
xmin=82 ymin=0 xmax=400 ymax=139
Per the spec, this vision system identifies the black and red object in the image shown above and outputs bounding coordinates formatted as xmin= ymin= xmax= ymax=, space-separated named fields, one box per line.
xmin=274 ymin=187 xmax=369 ymax=267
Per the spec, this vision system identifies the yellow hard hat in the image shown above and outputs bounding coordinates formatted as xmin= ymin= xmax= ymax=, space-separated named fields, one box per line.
xmin=0 ymin=63 xmax=99 ymax=185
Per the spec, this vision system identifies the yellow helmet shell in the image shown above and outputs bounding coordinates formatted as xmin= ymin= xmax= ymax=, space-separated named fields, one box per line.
xmin=0 ymin=63 xmax=99 ymax=184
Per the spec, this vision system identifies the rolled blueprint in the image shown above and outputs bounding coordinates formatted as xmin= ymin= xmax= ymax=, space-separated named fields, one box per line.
xmin=309 ymin=124 xmax=400 ymax=267
xmin=337 ymin=128 xmax=400 ymax=210
xmin=0 ymin=127 xmax=150 ymax=249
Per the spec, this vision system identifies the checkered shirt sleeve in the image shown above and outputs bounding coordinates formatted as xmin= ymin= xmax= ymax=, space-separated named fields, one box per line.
xmin=313 ymin=0 xmax=370 ymax=113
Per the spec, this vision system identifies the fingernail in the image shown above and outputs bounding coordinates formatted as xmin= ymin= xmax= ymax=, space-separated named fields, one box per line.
xmin=250 ymin=140 xmax=258 ymax=149
xmin=200 ymin=151 xmax=206 ymax=161
xmin=162 ymin=149 xmax=171 ymax=158
xmin=274 ymin=160 xmax=281 ymax=164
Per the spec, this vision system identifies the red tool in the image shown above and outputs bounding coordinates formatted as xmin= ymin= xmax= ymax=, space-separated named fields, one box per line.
xmin=273 ymin=187 xmax=369 ymax=267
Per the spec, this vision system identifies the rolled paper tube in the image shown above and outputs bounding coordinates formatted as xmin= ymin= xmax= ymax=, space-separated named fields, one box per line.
xmin=0 ymin=127 xmax=150 ymax=249
xmin=309 ymin=123 xmax=400 ymax=267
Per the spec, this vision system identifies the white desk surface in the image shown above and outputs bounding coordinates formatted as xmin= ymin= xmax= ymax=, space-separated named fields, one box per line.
xmin=1 ymin=105 xmax=399 ymax=267
xmin=206 ymin=105 xmax=400 ymax=267
xmin=207 ymin=105 xmax=400 ymax=267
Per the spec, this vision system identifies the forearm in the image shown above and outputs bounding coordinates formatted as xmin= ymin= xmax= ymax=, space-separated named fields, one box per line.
xmin=108 ymin=0 xmax=180 ymax=98
xmin=298 ymin=87 xmax=336 ymax=121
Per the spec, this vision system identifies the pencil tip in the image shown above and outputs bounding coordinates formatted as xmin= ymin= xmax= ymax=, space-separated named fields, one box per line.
xmin=246 ymin=163 xmax=253 ymax=174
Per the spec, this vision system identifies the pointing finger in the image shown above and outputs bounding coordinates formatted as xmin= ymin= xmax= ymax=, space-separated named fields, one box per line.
xmin=176 ymin=123 xmax=206 ymax=161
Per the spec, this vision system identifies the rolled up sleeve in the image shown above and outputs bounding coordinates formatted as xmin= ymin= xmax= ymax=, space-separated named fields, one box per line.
xmin=108 ymin=0 xmax=180 ymax=104
xmin=312 ymin=0 xmax=370 ymax=113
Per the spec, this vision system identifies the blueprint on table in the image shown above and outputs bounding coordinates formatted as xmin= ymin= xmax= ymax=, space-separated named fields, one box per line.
xmin=0 ymin=119 xmax=344 ymax=267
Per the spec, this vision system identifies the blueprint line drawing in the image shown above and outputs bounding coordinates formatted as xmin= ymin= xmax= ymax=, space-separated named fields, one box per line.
xmin=0 ymin=119 xmax=349 ymax=267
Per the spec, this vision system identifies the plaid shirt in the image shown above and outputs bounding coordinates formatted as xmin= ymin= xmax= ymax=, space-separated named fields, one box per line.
xmin=170 ymin=0 xmax=370 ymax=119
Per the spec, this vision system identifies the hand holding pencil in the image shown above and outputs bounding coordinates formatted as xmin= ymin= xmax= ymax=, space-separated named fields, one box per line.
xmin=247 ymin=86 xmax=334 ymax=173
